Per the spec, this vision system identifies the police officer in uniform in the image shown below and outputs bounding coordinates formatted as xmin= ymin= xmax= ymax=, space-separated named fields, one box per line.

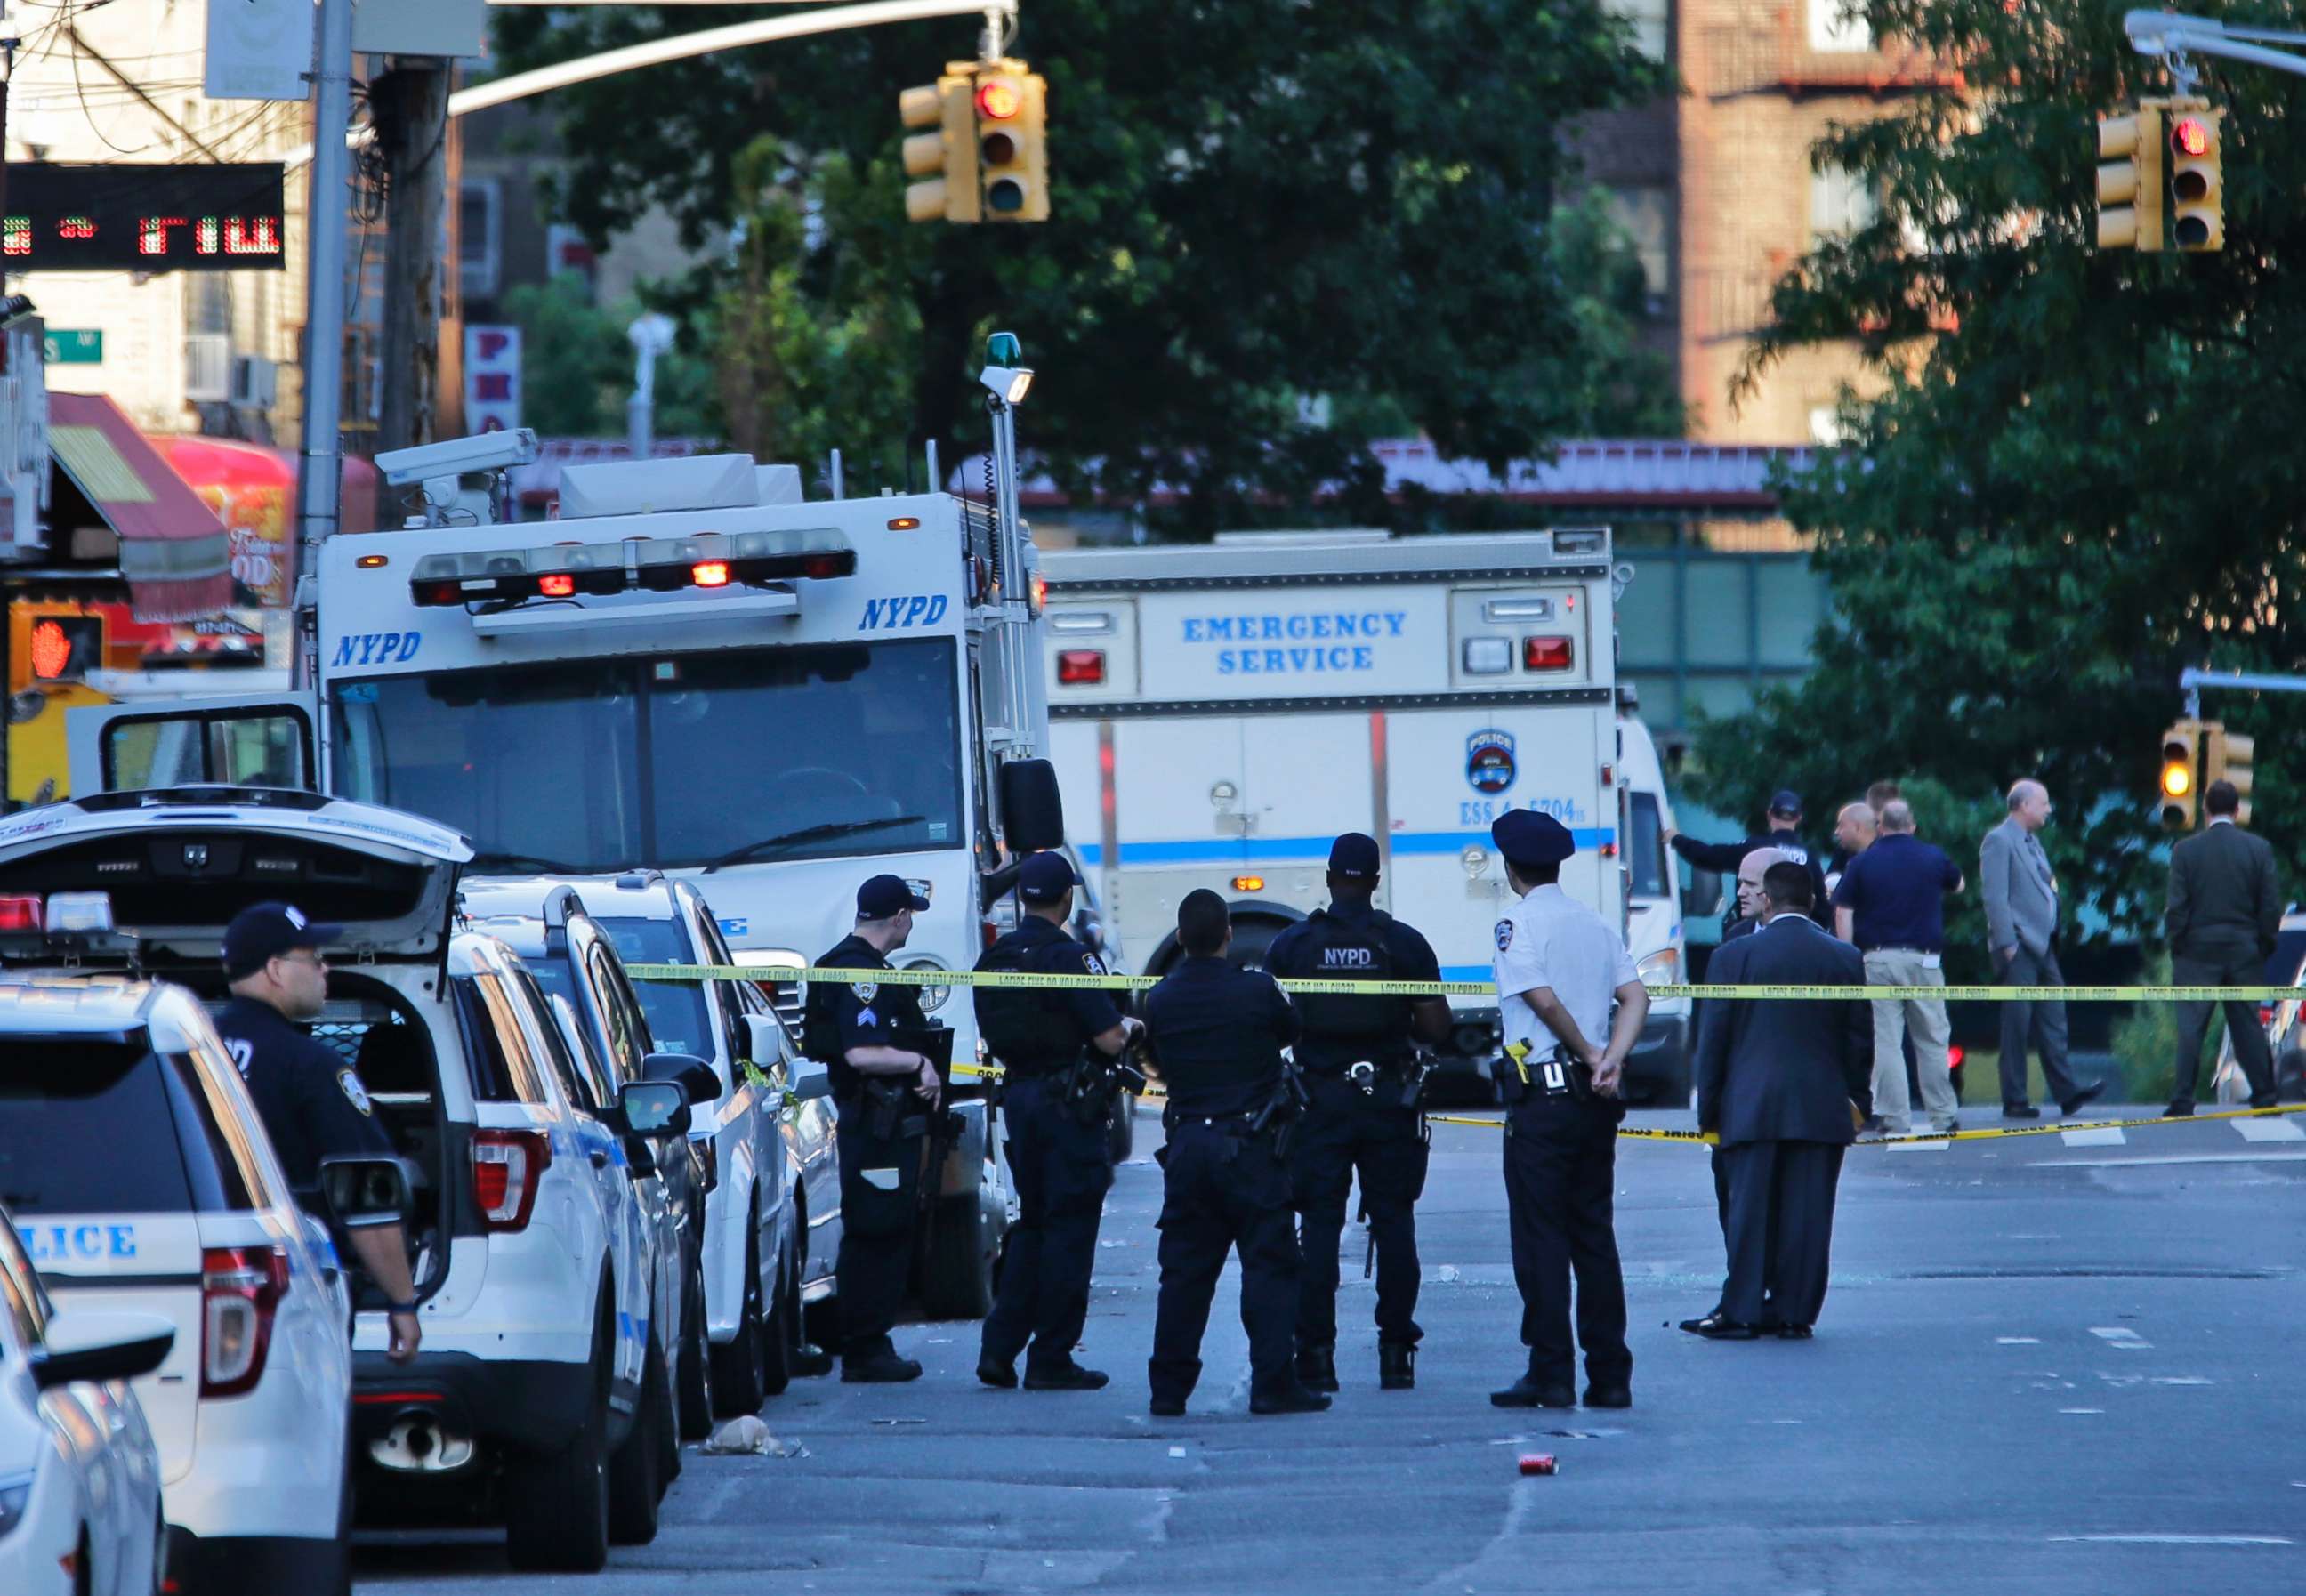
xmin=803 ymin=875 xmax=944 ymax=1383
xmin=1264 ymin=834 xmax=1450 ymax=1393
xmin=1141 ymin=891 xmax=1329 ymax=1417
xmin=214 ymin=903 xmax=421 ymax=1363
xmin=974 ymin=852 xmax=1141 ymax=1391
xmin=1485 ymin=814 xmax=1649 ymax=1411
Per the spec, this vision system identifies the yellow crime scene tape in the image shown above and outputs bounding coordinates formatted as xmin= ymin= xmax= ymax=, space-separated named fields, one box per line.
xmin=625 ymin=963 xmax=2306 ymax=1148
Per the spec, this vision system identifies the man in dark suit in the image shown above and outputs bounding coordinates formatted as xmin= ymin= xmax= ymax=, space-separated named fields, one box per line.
xmin=1687 ymin=862 xmax=1872 ymax=1341
xmin=2166 ymin=779 xmax=2286 ymax=1115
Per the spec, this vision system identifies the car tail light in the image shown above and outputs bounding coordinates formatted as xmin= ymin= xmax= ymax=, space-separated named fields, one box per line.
xmin=472 ymin=1130 xmax=552 ymax=1231
xmin=1522 ymin=635 xmax=1574 ymax=671
xmin=0 ymin=896 xmax=42 ymax=932
xmin=200 ymin=1245 xmax=289 ymax=1398
xmin=1057 ymin=649 xmax=1106 ymax=686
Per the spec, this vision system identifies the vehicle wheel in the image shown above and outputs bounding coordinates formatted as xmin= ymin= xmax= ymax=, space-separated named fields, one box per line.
xmin=759 ymin=1232 xmax=796 ymax=1398
xmin=675 ymin=1245 xmax=716 ymax=1442
xmin=505 ymin=1300 xmax=611 ymax=1573
xmin=607 ymin=1334 xmax=669 ymax=1545
xmin=710 ymin=1219 xmax=769 ymax=1416
xmin=1107 ymin=1092 xmax=1136 ymax=1162
xmin=920 ymin=1193 xmax=996 ymax=1319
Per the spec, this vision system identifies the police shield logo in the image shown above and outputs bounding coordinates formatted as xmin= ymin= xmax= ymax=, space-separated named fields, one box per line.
xmin=1466 ymin=729 xmax=1517 ymax=795
xmin=1495 ymin=918 xmax=1515 ymax=953
xmin=337 ymin=1068 xmax=375 ymax=1117
xmin=1083 ymin=953 xmax=1107 ymax=976
xmin=851 ymin=981 xmax=879 ymax=1004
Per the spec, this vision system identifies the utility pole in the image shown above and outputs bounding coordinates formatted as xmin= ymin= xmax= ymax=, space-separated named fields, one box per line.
xmin=374 ymin=57 xmax=452 ymax=456
xmin=294 ymin=0 xmax=354 ymax=686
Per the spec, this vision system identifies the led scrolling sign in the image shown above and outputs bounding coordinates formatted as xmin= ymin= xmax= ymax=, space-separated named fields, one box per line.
xmin=0 ymin=165 xmax=286 ymax=272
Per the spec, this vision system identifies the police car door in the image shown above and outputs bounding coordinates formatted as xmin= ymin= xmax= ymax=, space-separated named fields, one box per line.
xmin=67 ymin=692 xmax=320 ymax=796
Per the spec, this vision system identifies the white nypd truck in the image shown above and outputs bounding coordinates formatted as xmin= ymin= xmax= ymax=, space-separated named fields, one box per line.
xmin=69 ymin=434 xmax=1068 ymax=1318
xmin=1039 ymin=528 xmax=1691 ymax=1102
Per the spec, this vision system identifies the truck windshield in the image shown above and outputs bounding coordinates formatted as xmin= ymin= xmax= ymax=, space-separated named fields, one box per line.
xmin=328 ymin=639 xmax=966 ymax=873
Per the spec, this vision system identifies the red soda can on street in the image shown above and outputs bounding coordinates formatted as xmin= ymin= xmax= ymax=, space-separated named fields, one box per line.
xmin=1519 ymin=1454 xmax=1557 ymax=1476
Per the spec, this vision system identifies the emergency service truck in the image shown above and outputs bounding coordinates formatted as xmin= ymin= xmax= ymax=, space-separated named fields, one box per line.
xmin=68 ymin=443 xmax=1067 ymax=1318
xmin=1039 ymin=528 xmax=1690 ymax=1100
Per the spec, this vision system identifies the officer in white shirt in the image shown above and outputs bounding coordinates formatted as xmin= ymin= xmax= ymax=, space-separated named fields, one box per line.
xmin=1486 ymin=810 xmax=1650 ymax=1411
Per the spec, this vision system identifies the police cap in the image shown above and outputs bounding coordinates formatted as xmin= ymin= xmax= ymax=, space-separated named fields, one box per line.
xmin=1017 ymin=851 xmax=1081 ymax=904
xmin=857 ymin=874 xmax=931 ymax=920
xmin=1769 ymin=788 xmax=1804 ymax=819
xmin=1327 ymin=832 xmax=1381 ymax=879
xmin=222 ymin=902 xmax=342 ymax=979
xmin=1491 ymin=810 xmax=1576 ymax=868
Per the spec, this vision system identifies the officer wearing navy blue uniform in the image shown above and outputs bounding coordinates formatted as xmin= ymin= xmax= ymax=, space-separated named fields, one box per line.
xmin=1141 ymin=891 xmax=1330 ymax=1417
xmin=974 ymin=853 xmax=1138 ymax=1391
xmin=1486 ymin=814 xmax=1649 ymax=1411
xmin=214 ymin=902 xmax=421 ymax=1363
xmin=1263 ymin=834 xmax=1451 ymax=1393
xmin=803 ymin=875 xmax=943 ymax=1383
xmin=1669 ymin=789 xmax=1831 ymax=928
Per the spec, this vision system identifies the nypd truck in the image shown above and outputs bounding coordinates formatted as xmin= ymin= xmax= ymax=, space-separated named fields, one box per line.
xmin=1039 ymin=528 xmax=1690 ymax=1101
xmin=69 ymin=444 xmax=1064 ymax=1317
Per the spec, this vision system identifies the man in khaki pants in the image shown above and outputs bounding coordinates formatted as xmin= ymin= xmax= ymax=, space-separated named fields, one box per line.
xmin=1832 ymin=801 xmax=1965 ymax=1134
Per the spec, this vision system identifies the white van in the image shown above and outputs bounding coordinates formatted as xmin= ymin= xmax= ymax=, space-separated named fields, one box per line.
xmin=1616 ymin=705 xmax=1690 ymax=1102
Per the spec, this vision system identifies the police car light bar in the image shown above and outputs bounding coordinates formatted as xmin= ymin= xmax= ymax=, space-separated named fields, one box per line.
xmin=409 ymin=528 xmax=857 ymax=608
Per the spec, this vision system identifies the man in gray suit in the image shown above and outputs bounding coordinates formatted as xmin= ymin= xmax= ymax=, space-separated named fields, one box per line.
xmin=1979 ymin=779 xmax=2107 ymax=1119
xmin=2165 ymin=779 xmax=2285 ymax=1114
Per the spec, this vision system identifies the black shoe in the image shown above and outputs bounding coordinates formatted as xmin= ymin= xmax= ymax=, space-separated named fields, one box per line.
xmin=2002 ymin=1104 xmax=2042 ymax=1120
xmin=2165 ymin=1100 xmax=2196 ymax=1119
xmin=1378 ymin=1342 xmax=1416 ymax=1390
xmin=1678 ymin=1305 xmax=1726 ymax=1333
xmin=1149 ymin=1394 xmax=1186 ymax=1417
xmin=976 ymin=1355 xmax=1018 ymax=1389
xmin=2249 ymin=1092 xmax=2280 ymax=1110
xmin=1023 ymin=1362 xmax=1110 ymax=1391
xmin=1681 ymin=1312 xmax=1760 ymax=1342
xmin=1777 ymin=1325 xmax=1814 ymax=1340
xmin=792 ymin=1342 xmax=834 ymax=1378
xmin=1490 ymin=1375 xmax=1576 ymax=1408
xmin=1582 ymin=1384 xmax=1632 ymax=1409
xmin=1294 ymin=1342 xmax=1339 ymax=1393
xmin=842 ymin=1352 xmax=923 ymax=1383
xmin=1249 ymin=1382 xmax=1333 ymax=1415
xmin=2060 ymin=1080 xmax=2108 ymax=1116
xmin=1858 ymin=1115 xmax=1887 ymax=1135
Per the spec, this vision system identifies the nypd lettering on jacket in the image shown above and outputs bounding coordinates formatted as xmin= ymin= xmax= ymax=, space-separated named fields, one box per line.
xmin=1320 ymin=945 xmax=1377 ymax=969
xmin=1181 ymin=609 xmax=1408 ymax=675
xmin=333 ymin=630 xmax=423 ymax=667
xmin=860 ymin=594 xmax=950 ymax=630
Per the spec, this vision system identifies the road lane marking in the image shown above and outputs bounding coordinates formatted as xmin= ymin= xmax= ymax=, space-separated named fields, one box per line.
xmin=1885 ymin=1138 xmax=1951 ymax=1153
xmin=2061 ymin=1125 xmax=2128 ymax=1147
xmin=2233 ymin=1116 xmax=2306 ymax=1141
xmin=2032 ymin=1150 xmax=2306 ymax=1168
xmin=1997 ymin=1336 xmax=2042 ymax=1344
xmin=2051 ymin=1535 xmax=2293 ymax=1545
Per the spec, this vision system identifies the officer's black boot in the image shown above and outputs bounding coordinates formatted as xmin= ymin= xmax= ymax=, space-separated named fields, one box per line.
xmin=1294 ymin=1342 xmax=1339 ymax=1394
xmin=1249 ymin=1380 xmax=1334 ymax=1415
xmin=1378 ymin=1342 xmax=1415 ymax=1390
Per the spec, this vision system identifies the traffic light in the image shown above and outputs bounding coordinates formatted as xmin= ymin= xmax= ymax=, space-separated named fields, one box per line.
xmin=899 ymin=65 xmax=980 ymax=224
xmin=26 ymin=614 xmax=103 ymax=684
xmin=2159 ymin=718 xmax=2200 ymax=829
xmin=2097 ymin=106 xmax=2164 ymax=252
xmin=2169 ymin=107 xmax=2223 ymax=252
xmin=972 ymin=61 xmax=1048 ymax=222
xmin=2204 ymin=721 xmax=2254 ymax=824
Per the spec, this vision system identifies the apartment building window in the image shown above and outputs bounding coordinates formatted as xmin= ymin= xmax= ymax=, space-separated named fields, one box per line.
xmin=1607 ymin=0 xmax=1671 ymax=60
xmin=1608 ymin=187 xmax=1673 ymax=306
xmin=1810 ymin=164 xmax=1879 ymax=243
xmin=1810 ymin=0 xmax=1874 ymax=52
xmin=459 ymin=181 xmax=503 ymax=300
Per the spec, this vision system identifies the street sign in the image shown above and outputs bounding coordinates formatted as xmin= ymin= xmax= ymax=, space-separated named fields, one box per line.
xmin=43 ymin=331 xmax=101 ymax=365
xmin=3 ymin=165 xmax=286 ymax=273
xmin=206 ymin=0 xmax=316 ymax=101
xmin=465 ymin=326 xmax=523 ymax=433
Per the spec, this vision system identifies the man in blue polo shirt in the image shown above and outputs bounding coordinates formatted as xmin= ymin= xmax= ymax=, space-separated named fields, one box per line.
xmin=1832 ymin=800 xmax=1965 ymax=1134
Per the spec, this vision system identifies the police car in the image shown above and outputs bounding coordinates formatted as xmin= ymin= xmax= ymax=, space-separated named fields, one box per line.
xmin=0 ymin=978 xmax=354 ymax=1595
xmin=0 ymin=790 xmax=695 ymax=1571
xmin=470 ymin=873 xmax=837 ymax=1423
xmin=0 ymin=1207 xmax=173 ymax=1596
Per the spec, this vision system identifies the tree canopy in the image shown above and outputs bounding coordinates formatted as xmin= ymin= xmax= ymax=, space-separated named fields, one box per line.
xmin=490 ymin=2 xmax=1671 ymax=524
xmin=1683 ymin=0 xmax=2306 ymax=957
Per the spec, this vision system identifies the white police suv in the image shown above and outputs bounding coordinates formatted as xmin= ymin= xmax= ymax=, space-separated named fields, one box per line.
xmin=0 ymin=977 xmax=354 ymax=1594
xmin=0 ymin=788 xmax=692 ymax=1572
xmin=0 ymin=1207 xmax=173 ymax=1596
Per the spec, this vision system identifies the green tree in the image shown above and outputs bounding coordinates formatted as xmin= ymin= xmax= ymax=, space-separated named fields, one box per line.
xmin=1550 ymin=185 xmax=1682 ymax=437
xmin=490 ymin=2 xmax=1668 ymax=526
xmin=499 ymin=270 xmax=719 ymax=439
xmin=1682 ymin=0 xmax=2306 ymax=966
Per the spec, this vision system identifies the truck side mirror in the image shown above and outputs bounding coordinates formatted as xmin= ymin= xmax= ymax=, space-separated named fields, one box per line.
xmin=998 ymin=758 xmax=1065 ymax=853
xmin=317 ymin=1156 xmax=413 ymax=1230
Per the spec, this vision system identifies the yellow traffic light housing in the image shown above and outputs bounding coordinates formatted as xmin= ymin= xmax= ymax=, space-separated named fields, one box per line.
xmin=2169 ymin=107 xmax=2223 ymax=252
xmin=2204 ymin=721 xmax=2254 ymax=824
xmin=899 ymin=65 xmax=980 ymax=225
xmin=973 ymin=60 xmax=1048 ymax=222
xmin=2160 ymin=718 xmax=2200 ymax=829
xmin=2097 ymin=106 xmax=2164 ymax=252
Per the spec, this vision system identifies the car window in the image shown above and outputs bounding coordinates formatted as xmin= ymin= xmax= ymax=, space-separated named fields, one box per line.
xmin=0 ymin=1037 xmax=200 ymax=1215
xmin=455 ymin=974 xmax=552 ymax=1105
xmin=1627 ymin=792 xmax=1669 ymax=899
xmin=594 ymin=915 xmax=711 ymax=1059
xmin=512 ymin=965 xmax=594 ymax=1112
xmin=585 ymin=943 xmax=647 ymax=1082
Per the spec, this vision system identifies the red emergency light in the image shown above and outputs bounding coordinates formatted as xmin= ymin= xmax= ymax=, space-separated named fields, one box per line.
xmin=537 ymin=574 xmax=576 ymax=598
xmin=1057 ymin=649 xmax=1106 ymax=686
xmin=0 ymin=896 xmax=42 ymax=933
xmin=693 ymin=561 xmax=731 ymax=588
xmin=1522 ymin=635 xmax=1574 ymax=671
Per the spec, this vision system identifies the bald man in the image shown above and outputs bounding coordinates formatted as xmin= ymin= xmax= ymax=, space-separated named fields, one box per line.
xmin=1825 ymin=802 xmax=1877 ymax=900
xmin=1980 ymin=781 xmax=2106 ymax=1119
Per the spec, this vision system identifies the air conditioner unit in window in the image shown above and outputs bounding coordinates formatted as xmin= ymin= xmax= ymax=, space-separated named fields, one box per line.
xmin=230 ymin=354 xmax=278 ymax=408
xmin=184 ymin=334 xmax=231 ymax=403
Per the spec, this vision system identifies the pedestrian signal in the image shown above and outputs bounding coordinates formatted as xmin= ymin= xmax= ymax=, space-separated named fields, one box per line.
xmin=2159 ymin=719 xmax=2201 ymax=829
xmin=27 ymin=614 xmax=103 ymax=683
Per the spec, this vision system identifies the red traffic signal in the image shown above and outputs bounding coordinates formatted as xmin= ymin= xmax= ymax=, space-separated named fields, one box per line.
xmin=975 ymin=79 xmax=1022 ymax=120
xmin=2172 ymin=117 xmax=2212 ymax=157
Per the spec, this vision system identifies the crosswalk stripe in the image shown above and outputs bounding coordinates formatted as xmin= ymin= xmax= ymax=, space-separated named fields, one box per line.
xmin=1884 ymin=1138 xmax=1951 ymax=1153
xmin=2232 ymin=1116 xmax=2306 ymax=1142
xmin=2060 ymin=1125 xmax=2128 ymax=1148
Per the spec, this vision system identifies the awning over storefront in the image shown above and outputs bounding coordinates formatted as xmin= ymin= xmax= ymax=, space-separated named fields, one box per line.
xmin=48 ymin=393 xmax=230 ymax=622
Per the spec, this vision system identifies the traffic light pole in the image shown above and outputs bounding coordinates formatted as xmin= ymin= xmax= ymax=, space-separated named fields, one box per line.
xmin=2179 ymin=666 xmax=2306 ymax=720
xmin=2127 ymin=11 xmax=2306 ymax=82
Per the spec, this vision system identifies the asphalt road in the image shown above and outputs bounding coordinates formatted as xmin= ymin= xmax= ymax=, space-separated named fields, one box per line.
xmin=356 ymin=1100 xmax=2306 ymax=1595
